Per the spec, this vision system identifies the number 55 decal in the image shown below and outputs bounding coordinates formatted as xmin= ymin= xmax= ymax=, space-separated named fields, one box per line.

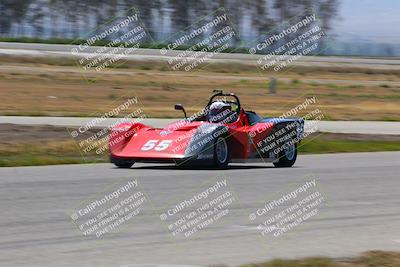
xmin=141 ymin=140 xmax=172 ymax=151
xmin=155 ymin=140 xmax=173 ymax=151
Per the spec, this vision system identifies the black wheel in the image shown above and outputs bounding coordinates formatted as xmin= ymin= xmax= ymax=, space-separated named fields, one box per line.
xmin=110 ymin=156 xmax=135 ymax=168
xmin=273 ymin=141 xmax=297 ymax=168
xmin=213 ymin=136 xmax=230 ymax=169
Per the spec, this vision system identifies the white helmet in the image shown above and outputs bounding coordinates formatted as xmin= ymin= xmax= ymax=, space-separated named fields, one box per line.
xmin=208 ymin=101 xmax=232 ymax=123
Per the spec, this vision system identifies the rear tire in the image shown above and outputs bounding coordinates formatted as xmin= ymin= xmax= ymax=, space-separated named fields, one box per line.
xmin=110 ymin=156 xmax=135 ymax=168
xmin=213 ymin=136 xmax=230 ymax=169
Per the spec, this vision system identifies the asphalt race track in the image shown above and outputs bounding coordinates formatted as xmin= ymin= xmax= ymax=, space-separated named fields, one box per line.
xmin=1 ymin=152 xmax=399 ymax=267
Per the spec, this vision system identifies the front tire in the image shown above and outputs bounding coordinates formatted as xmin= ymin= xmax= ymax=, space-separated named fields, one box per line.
xmin=213 ymin=137 xmax=230 ymax=169
xmin=110 ymin=156 xmax=135 ymax=168
xmin=273 ymin=141 xmax=297 ymax=168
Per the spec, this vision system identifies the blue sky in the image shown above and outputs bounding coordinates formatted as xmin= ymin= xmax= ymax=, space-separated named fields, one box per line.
xmin=332 ymin=0 xmax=400 ymax=43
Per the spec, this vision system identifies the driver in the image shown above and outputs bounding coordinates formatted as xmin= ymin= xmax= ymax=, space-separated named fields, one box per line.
xmin=208 ymin=101 xmax=237 ymax=123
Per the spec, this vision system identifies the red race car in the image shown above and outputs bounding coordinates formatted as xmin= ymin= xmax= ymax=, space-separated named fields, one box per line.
xmin=109 ymin=90 xmax=304 ymax=169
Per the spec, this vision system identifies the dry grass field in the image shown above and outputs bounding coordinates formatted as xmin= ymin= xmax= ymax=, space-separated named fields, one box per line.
xmin=0 ymin=55 xmax=399 ymax=120
xmin=237 ymin=250 xmax=400 ymax=267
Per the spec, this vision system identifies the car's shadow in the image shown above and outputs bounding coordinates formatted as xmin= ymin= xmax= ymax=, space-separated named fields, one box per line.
xmin=129 ymin=164 xmax=278 ymax=170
